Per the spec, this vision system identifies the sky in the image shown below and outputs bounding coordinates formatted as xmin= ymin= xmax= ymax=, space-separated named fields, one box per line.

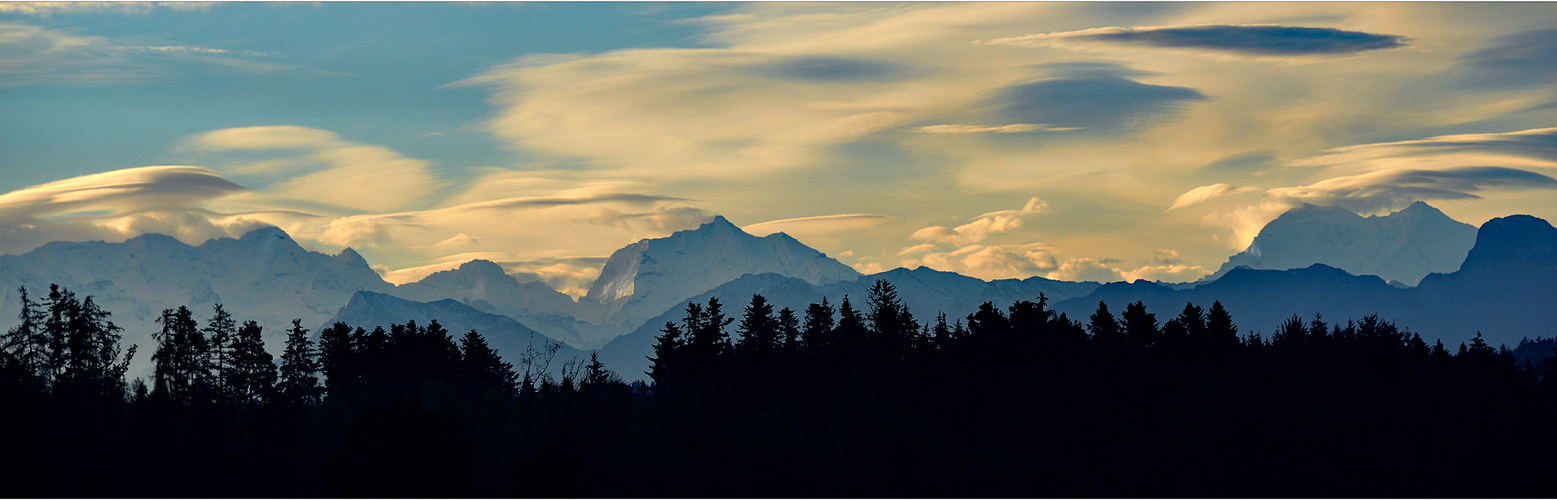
xmin=3 ymin=2 xmax=1556 ymax=298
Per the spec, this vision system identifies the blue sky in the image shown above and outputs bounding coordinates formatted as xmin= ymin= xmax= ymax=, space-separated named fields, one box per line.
xmin=3 ymin=2 xmax=1556 ymax=296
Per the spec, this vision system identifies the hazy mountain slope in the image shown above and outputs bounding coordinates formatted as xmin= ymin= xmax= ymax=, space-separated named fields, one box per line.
xmin=1056 ymin=213 xmax=1557 ymax=351
xmin=327 ymin=291 xmax=589 ymax=379
xmin=1208 ymin=201 xmax=1476 ymax=285
xmin=581 ymin=216 xmax=860 ymax=338
xmin=596 ymin=267 xmax=1102 ymax=382
xmin=0 ymin=227 xmax=393 ymax=380
xmin=390 ymin=260 xmax=611 ymax=348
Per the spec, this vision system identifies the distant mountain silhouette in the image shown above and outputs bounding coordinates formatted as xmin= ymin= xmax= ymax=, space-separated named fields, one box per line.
xmin=0 ymin=227 xmax=392 ymax=380
xmin=1056 ymin=213 xmax=1556 ymax=350
xmin=597 ymin=267 xmax=1102 ymax=380
xmin=1208 ymin=201 xmax=1476 ymax=285
xmin=391 ymin=260 xmax=608 ymax=348
xmin=329 ymin=290 xmax=588 ymax=378
xmin=582 ymin=215 xmax=860 ymax=332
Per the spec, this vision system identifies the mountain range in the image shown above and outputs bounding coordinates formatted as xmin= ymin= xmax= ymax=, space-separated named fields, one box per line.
xmin=1206 ymin=201 xmax=1477 ymax=286
xmin=2 ymin=203 xmax=1551 ymax=384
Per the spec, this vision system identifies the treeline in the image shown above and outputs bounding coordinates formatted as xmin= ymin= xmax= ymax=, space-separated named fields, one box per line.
xmin=2 ymin=281 xmax=1554 ymax=497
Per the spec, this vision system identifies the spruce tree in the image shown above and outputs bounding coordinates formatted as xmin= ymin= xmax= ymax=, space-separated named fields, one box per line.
xmin=1088 ymin=301 xmax=1123 ymax=346
xmin=228 ymin=320 xmax=276 ymax=405
xmin=1120 ymin=301 xmax=1159 ymax=347
xmin=459 ymin=329 xmax=516 ymax=395
xmin=276 ymin=319 xmax=322 ymax=406
xmin=1205 ymin=301 xmax=1239 ymax=349
xmin=204 ymin=304 xmax=236 ymax=403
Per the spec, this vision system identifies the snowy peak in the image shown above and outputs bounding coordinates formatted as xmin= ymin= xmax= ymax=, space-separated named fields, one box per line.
xmin=581 ymin=214 xmax=860 ymax=328
xmin=1209 ymin=202 xmax=1477 ymax=285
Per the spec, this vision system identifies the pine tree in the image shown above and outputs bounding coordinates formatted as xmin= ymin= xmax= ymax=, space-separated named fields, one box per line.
xmin=803 ymin=298 xmax=836 ymax=350
xmin=318 ymin=322 xmax=358 ymax=400
xmin=776 ymin=307 xmax=801 ymax=353
xmin=1120 ymin=301 xmax=1158 ymax=347
xmin=1205 ymin=301 xmax=1239 ymax=349
xmin=736 ymin=294 xmax=780 ymax=355
xmin=1088 ymin=301 xmax=1123 ymax=346
xmin=459 ymin=329 xmax=516 ymax=396
xmin=2 ymin=286 xmax=48 ymax=390
xmin=152 ymin=306 xmax=207 ymax=405
xmin=647 ymin=321 xmax=684 ymax=389
xmin=227 ymin=320 xmax=277 ymax=405
xmin=204 ymin=304 xmax=236 ymax=403
xmin=276 ymin=319 xmax=322 ymax=406
xmin=582 ymin=352 xmax=620 ymax=389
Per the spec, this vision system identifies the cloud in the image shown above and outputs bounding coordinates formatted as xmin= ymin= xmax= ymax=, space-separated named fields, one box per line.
xmin=988 ymin=25 xmax=1407 ymax=55
xmin=1201 ymin=127 xmax=1557 ymax=249
xmin=0 ymin=166 xmax=247 ymax=221
xmin=184 ymin=126 xmax=438 ymax=213
xmin=910 ymin=197 xmax=1048 ymax=245
xmin=997 ymin=73 xmax=1207 ymax=132
xmin=573 ymin=206 xmax=716 ymax=232
xmin=751 ymin=56 xmax=912 ymax=82
xmin=743 ymin=214 xmax=892 ymax=237
xmin=1265 ymin=166 xmax=1557 ymax=215
xmin=456 ymin=48 xmax=927 ymax=179
xmin=0 ymin=166 xmax=259 ymax=255
xmin=1045 ymin=257 xmax=1127 ymax=283
xmin=911 ymin=124 xmax=1079 ymax=134
xmin=904 ymin=243 xmax=1062 ymax=281
xmin=0 ymin=21 xmax=301 ymax=86
xmin=1167 ymin=183 xmax=1259 ymax=211
xmin=1457 ymin=28 xmax=1557 ymax=90
xmin=1199 ymin=150 xmax=1278 ymax=174
xmin=0 ymin=2 xmax=212 ymax=16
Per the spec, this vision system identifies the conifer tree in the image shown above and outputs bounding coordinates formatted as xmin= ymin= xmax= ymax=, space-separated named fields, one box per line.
xmin=1205 ymin=301 xmax=1239 ymax=348
xmin=1120 ymin=301 xmax=1158 ymax=347
xmin=803 ymin=298 xmax=835 ymax=350
xmin=227 ymin=320 xmax=276 ymax=405
xmin=647 ymin=321 xmax=684 ymax=388
xmin=736 ymin=294 xmax=779 ymax=355
xmin=1088 ymin=301 xmax=1123 ymax=346
xmin=459 ymin=329 xmax=516 ymax=395
xmin=3 ymin=286 xmax=48 ymax=390
xmin=318 ymin=322 xmax=358 ymax=399
xmin=152 ymin=306 xmax=207 ymax=404
xmin=277 ymin=319 xmax=322 ymax=406
xmin=204 ymin=304 xmax=235 ymax=403
xmin=776 ymin=307 xmax=800 ymax=352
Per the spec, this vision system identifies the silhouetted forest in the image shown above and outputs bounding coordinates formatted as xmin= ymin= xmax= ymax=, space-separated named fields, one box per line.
xmin=3 ymin=281 xmax=1554 ymax=497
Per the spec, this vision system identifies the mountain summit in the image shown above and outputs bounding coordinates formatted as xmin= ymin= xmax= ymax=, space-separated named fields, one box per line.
xmin=1208 ymin=201 xmax=1476 ymax=285
xmin=583 ymin=215 xmax=860 ymax=329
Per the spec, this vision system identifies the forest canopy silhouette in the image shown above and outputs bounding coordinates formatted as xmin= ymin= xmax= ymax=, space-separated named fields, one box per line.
xmin=2 ymin=280 xmax=1553 ymax=497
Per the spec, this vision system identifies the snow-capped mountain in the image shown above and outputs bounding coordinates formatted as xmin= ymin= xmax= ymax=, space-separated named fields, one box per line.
xmin=581 ymin=215 xmax=860 ymax=334
xmin=1053 ymin=212 xmax=1557 ymax=352
xmin=1208 ymin=201 xmax=1476 ymax=285
xmin=0 ymin=227 xmax=393 ymax=380
xmin=390 ymin=259 xmax=610 ymax=348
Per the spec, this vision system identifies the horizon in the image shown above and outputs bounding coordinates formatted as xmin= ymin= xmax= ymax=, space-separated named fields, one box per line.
xmin=4 ymin=2 xmax=1557 ymax=298
xmin=2 ymin=198 xmax=1514 ymax=302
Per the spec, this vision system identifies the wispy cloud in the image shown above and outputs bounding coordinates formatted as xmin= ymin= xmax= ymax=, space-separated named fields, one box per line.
xmin=987 ymin=25 xmax=1407 ymax=56
xmin=912 ymin=124 xmax=1078 ymax=134
xmin=910 ymin=197 xmax=1048 ymax=246
xmin=0 ymin=21 xmax=312 ymax=86
xmin=0 ymin=166 xmax=259 ymax=255
xmin=743 ymin=213 xmax=893 ymax=237
xmin=0 ymin=2 xmax=213 ymax=17
xmin=1167 ymin=183 xmax=1259 ymax=211
xmin=185 ymin=126 xmax=439 ymax=213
